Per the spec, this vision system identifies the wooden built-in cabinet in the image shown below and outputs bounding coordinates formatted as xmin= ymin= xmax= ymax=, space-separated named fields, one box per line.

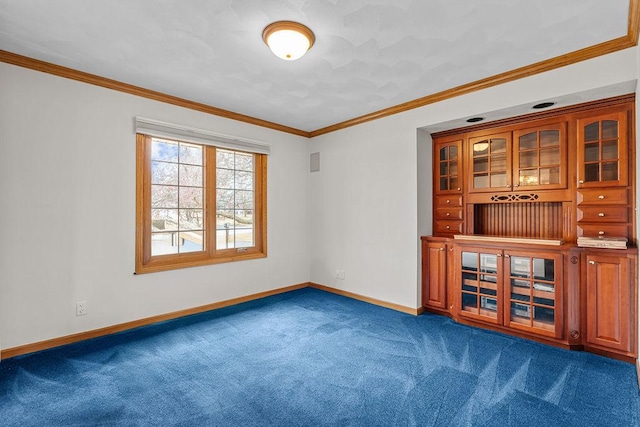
xmin=424 ymin=95 xmax=637 ymax=361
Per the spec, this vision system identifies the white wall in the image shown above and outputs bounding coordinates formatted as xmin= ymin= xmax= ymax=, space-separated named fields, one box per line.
xmin=0 ymin=63 xmax=310 ymax=350
xmin=309 ymin=47 xmax=639 ymax=309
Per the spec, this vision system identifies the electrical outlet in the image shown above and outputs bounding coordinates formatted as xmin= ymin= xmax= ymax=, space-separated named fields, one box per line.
xmin=334 ymin=269 xmax=345 ymax=280
xmin=76 ymin=301 xmax=87 ymax=316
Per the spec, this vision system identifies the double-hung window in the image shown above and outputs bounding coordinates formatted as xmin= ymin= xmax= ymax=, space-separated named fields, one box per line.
xmin=135 ymin=118 xmax=268 ymax=273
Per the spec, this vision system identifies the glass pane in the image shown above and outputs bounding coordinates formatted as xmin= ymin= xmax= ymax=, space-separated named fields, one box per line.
xmin=533 ymin=296 xmax=555 ymax=307
xmin=151 ymin=185 xmax=178 ymax=208
xmin=602 ymin=140 xmax=618 ymax=160
xmin=216 ymin=189 xmax=235 ymax=210
xmin=235 ymin=190 xmax=254 ymax=210
xmin=179 ymin=209 xmax=203 ymax=230
xmin=490 ymin=155 xmax=506 ymax=171
xmin=519 ymin=132 xmax=537 ymax=150
xmin=602 ymin=120 xmax=618 ymax=139
xmin=217 ymin=168 xmax=234 ymax=189
xmin=533 ymin=258 xmax=554 ymax=281
xmin=440 ymin=162 xmax=449 ymax=176
xmin=151 ymin=161 xmax=178 ymax=185
xmin=540 ymin=130 xmax=559 ymax=147
xmin=449 ymin=177 xmax=459 ymax=190
xmin=462 ymin=252 xmax=477 ymax=271
xmin=584 ymin=122 xmax=599 ymax=142
xmin=539 ymin=147 xmax=559 ymax=166
xmin=235 ymin=153 xmax=254 ymax=172
xmin=480 ymin=296 xmax=497 ymax=313
xmin=490 ymin=172 xmax=507 ymax=188
xmin=179 ymin=187 xmax=203 ymax=209
xmin=234 ymin=225 xmax=254 ymax=248
xmin=151 ymin=209 xmax=178 ymax=232
xmin=439 ymin=147 xmax=448 ymax=161
xmin=512 ymin=279 xmax=530 ymax=289
xmin=479 ymin=274 xmax=497 ymax=284
xmin=178 ymin=232 xmax=204 ymax=253
xmin=216 ymin=150 xmax=235 ymax=169
xmin=235 ymin=171 xmax=254 ymax=191
xmin=449 ymin=161 xmax=458 ymax=175
xmin=450 ymin=146 xmax=458 ymax=160
xmin=462 ymin=272 xmax=477 ymax=288
xmin=179 ymin=164 xmax=203 ymax=187
xmin=490 ymin=138 xmax=506 ymax=153
xmin=474 ymin=174 xmax=489 ymax=188
xmin=584 ymin=143 xmax=600 ymax=162
xmin=151 ymin=139 xmax=179 ymax=162
xmin=439 ymin=177 xmax=449 ymax=191
xmin=473 ymin=141 xmax=489 ymax=156
xmin=480 ymin=254 xmax=497 ymax=273
xmin=216 ymin=227 xmax=235 ymax=249
xmin=533 ymin=306 xmax=555 ymax=324
xmin=511 ymin=257 xmax=530 ymax=278
xmin=533 ymin=282 xmax=555 ymax=293
xmin=512 ymin=292 xmax=530 ymax=302
xmin=179 ymin=143 xmax=202 ymax=165
xmin=473 ymin=157 xmax=488 ymax=173
xmin=602 ymin=162 xmax=618 ymax=181
xmin=462 ymin=293 xmax=478 ymax=311
xmin=519 ymin=169 xmax=538 ymax=186
xmin=480 ymin=287 xmax=497 ymax=297
xmin=151 ymin=232 xmax=179 ymax=256
xmin=519 ymin=151 xmax=538 ymax=168
xmin=584 ymin=163 xmax=599 ymax=182
xmin=511 ymin=302 xmax=531 ymax=319
xmin=539 ymin=167 xmax=559 ymax=185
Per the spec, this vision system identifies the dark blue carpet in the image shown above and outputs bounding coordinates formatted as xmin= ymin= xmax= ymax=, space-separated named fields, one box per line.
xmin=1 ymin=288 xmax=638 ymax=426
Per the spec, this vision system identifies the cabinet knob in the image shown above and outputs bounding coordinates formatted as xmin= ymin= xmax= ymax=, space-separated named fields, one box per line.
xmin=598 ymin=231 xmax=605 ymax=235
xmin=496 ymin=253 xmax=502 ymax=257
xmin=579 ymin=180 xmax=584 ymax=184
xmin=589 ymin=260 xmax=596 ymax=265
xmin=440 ymin=247 xmax=445 ymax=251
xmin=598 ymin=213 xmax=605 ymax=217
xmin=456 ymin=187 xmax=461 ymax=191
xmin=446 ymin=226 xmax=451 ymax=230
xmin=504 ymin=254 xmax=510 ymax=258
xmin=446 ymin=212 xmax=450 ymax=216
xmin=598 ymin=195 xmax=605 ymax=200
xmin=514 ymin=184 xmax=519 ymax=187
xmin=446 ymin=199 xmax=450 ymax=204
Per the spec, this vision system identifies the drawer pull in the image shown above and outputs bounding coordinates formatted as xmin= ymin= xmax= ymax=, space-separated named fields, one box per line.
xmin=598 ymin=213 xmax=605 ymax=217
xmin=589 ymin=260 xmax=596 ymax=265
xmin=598 ymin=231 xmax=605 ymax=235
xmin=598 ymin=195 xmax=605 ymax=200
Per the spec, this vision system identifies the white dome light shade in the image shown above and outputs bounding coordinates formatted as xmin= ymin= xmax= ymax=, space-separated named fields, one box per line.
xmin=262 ymin=21 xmax=315 ymax=61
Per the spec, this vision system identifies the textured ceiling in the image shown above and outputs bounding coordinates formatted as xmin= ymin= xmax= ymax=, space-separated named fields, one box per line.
xmin=0 ymin=0 xmax=631 ymax=133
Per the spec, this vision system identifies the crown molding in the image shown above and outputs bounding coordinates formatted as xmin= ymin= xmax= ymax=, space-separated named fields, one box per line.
xmin=2 ymin=0 xmax=639 ymax=139
xmin=0 ymin=50 xmax=311 ymax=138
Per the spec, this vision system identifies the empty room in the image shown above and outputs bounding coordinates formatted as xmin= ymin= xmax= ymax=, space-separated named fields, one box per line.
xmin=1 ymin=1 xmax=640 ymax=425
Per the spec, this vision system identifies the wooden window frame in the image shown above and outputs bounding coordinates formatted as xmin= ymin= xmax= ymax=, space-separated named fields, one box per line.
xmin=135 ymin=134 xmax=267 ymax=274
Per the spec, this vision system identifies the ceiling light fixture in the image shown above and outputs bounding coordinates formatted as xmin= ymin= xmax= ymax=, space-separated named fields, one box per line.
xmin=262 ymin=21 xmax=315 ymax=61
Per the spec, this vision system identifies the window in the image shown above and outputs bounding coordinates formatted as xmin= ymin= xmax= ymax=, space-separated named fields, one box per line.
xmin=135 ymin=119 xmax=267 ymax=273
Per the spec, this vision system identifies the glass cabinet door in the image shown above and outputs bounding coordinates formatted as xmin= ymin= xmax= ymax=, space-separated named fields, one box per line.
xmin=504 ymin=251 xmax=562 ymax=338
xmin=577 ymin=111 xmax=628 ymax=187
xmin=469 ymin=133 xmax=511 ymax=192
xmin=513 ymin=123 xmax=566 ymax=190
xmin=435 ymin=139 xmax=463 ymax=194
xmin=459 ymin=248 xmax=501 ymax=324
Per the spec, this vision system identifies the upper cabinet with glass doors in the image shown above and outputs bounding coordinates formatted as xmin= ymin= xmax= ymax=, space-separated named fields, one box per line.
xmin=468 ymin=122 xmax=567 ymax=193
xmin=577 ymin=110 xmax=628 ymax=188
xmin=435 ymin=138 xmax=463 ymax=194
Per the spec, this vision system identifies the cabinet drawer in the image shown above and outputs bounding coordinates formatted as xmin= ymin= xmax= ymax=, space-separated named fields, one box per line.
xmin=435 ymin=195 xmax=463 ymax=208
xmin=434 ymin=220 xmax=463 ymax=234
xmin=577 ymin=223 xmax=631 ymax=238
xmin=435 ymin=207 xmax=464 ymax=220
xmin=577 ymin=206 xmax=629 ymax=223
xmin=577 ymin=188 xmax=628 ymax=205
